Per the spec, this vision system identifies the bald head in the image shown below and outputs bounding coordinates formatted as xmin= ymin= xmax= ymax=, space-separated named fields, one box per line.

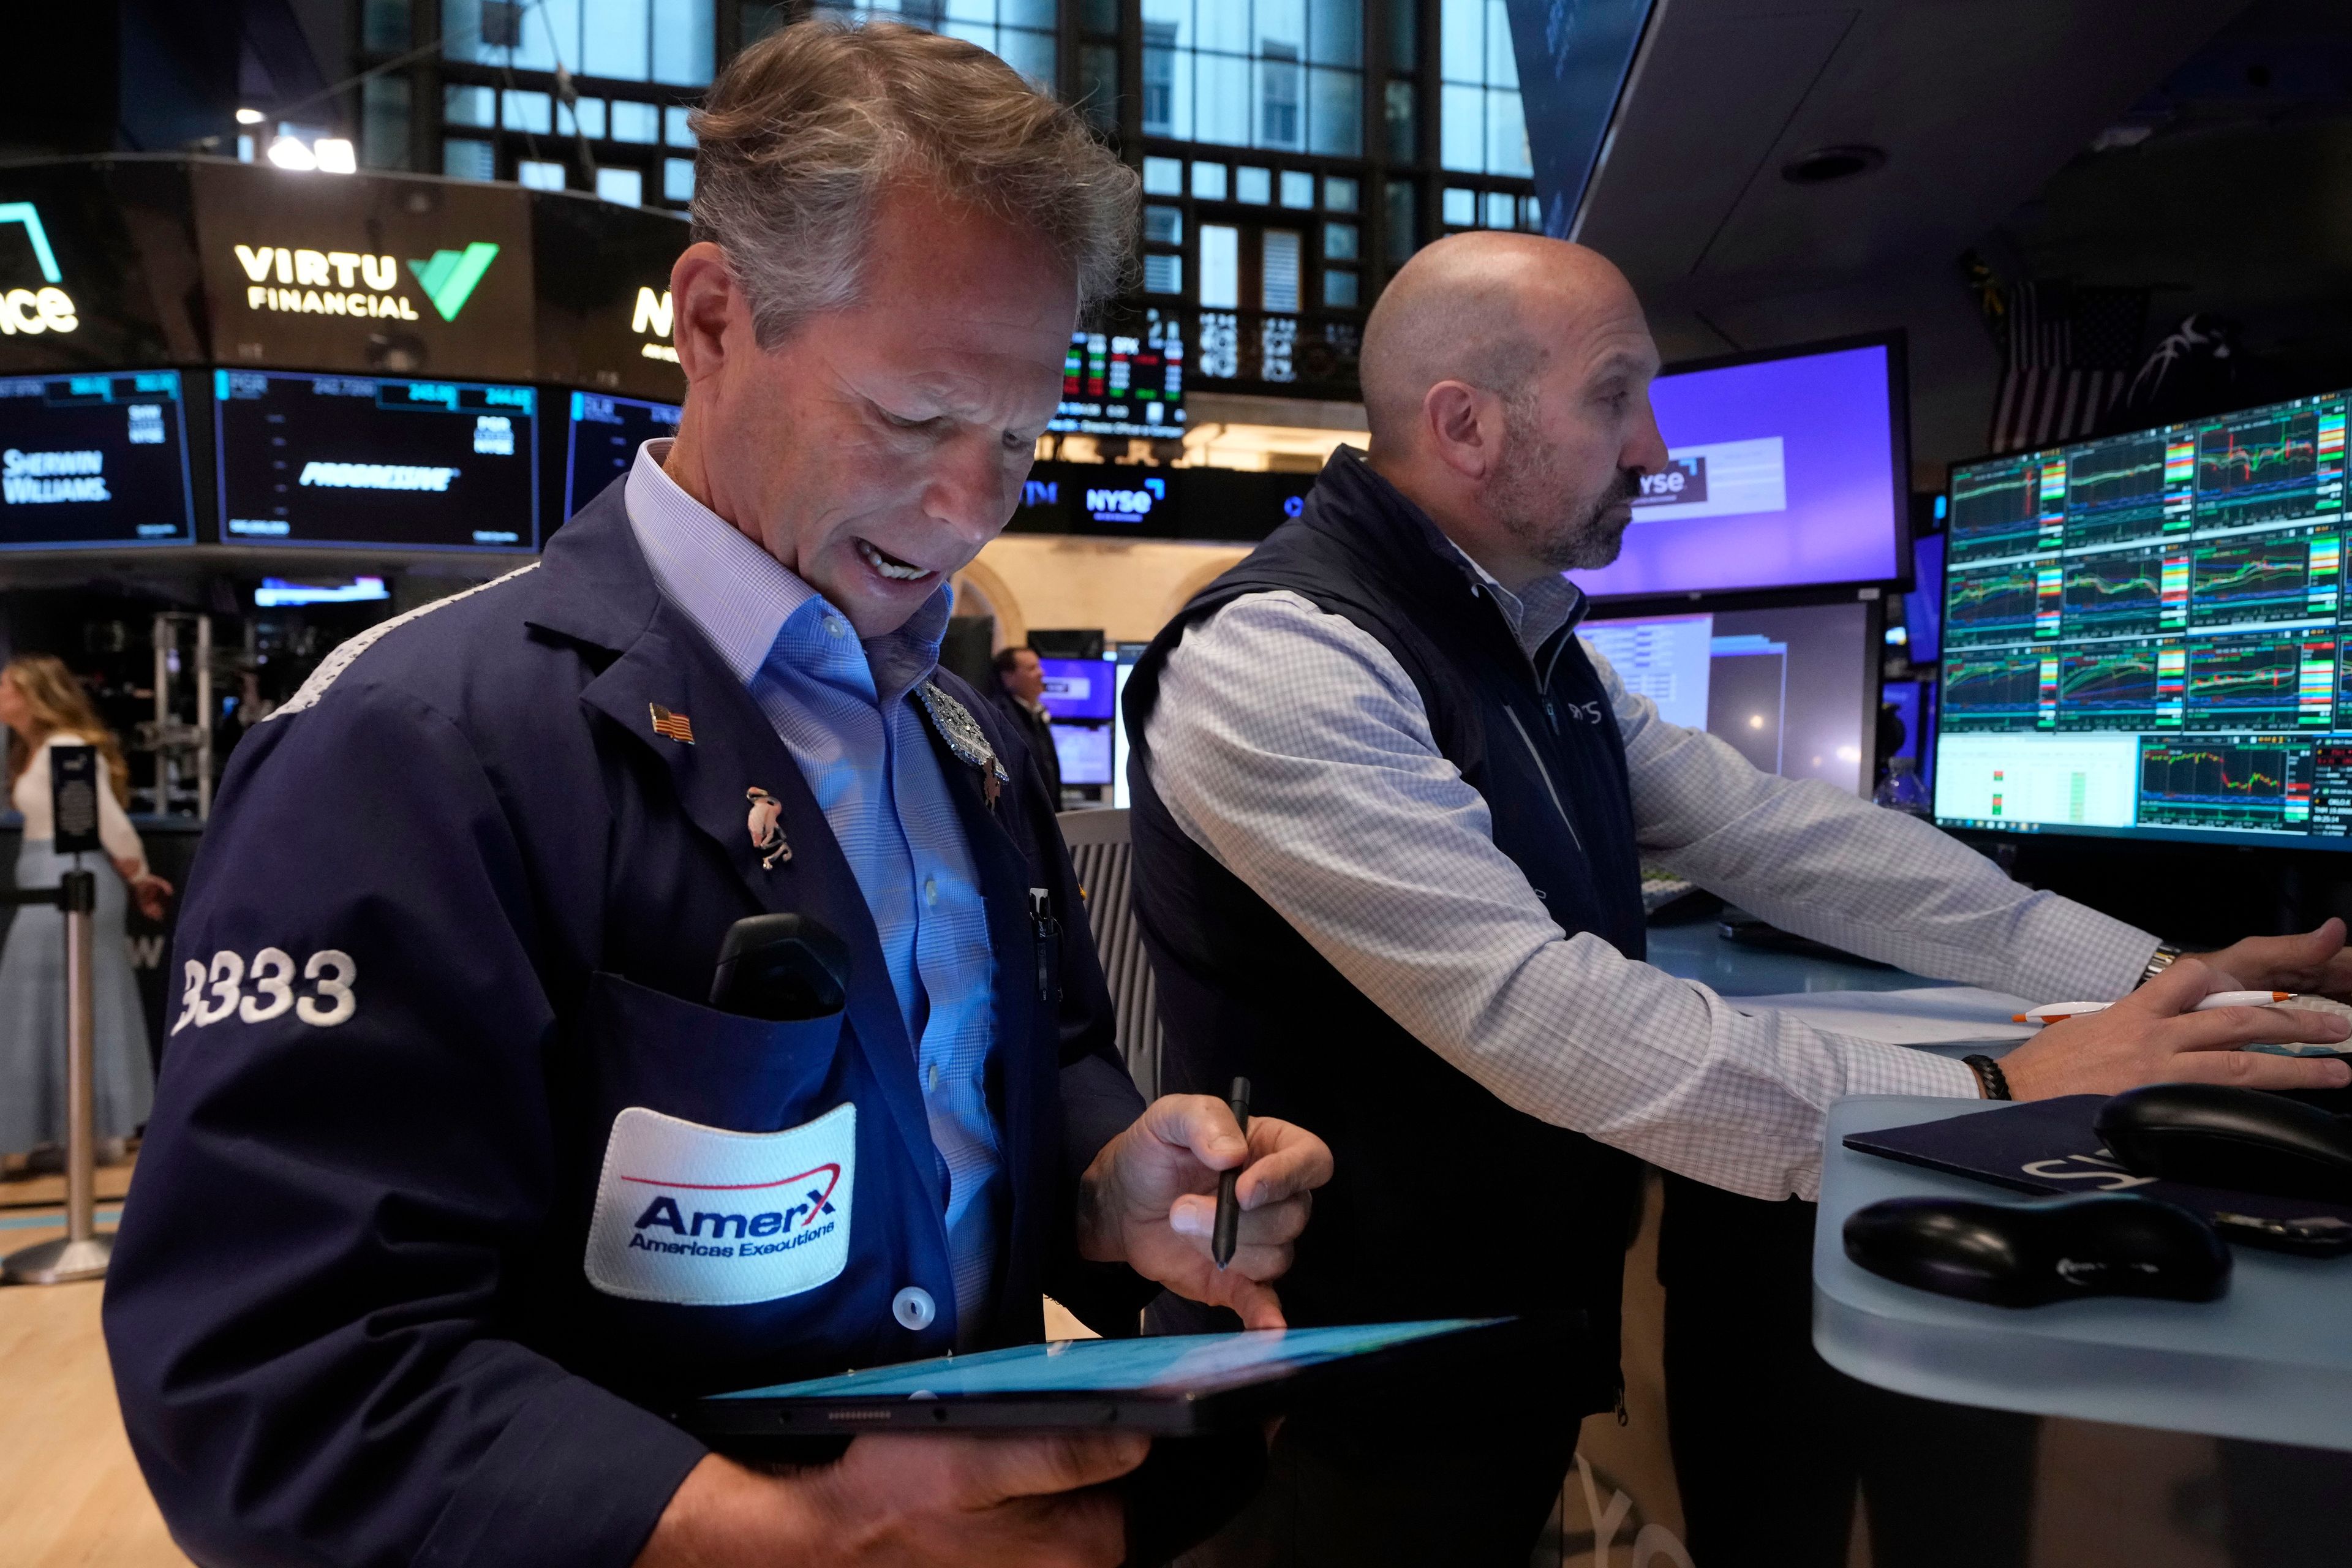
xmin=1356 ymin=233 xmax=1668 ymax=589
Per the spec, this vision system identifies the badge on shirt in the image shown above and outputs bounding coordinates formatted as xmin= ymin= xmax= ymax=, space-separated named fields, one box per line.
xmin=584 ymin=1102 xmax=856 ymax=1306
xmin=915 ymin=681 xmax=1009 ymax=806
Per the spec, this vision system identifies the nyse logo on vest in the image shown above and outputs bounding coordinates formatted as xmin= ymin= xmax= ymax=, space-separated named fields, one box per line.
xmin=586 ymin=1102 xmax=857 ymax=1306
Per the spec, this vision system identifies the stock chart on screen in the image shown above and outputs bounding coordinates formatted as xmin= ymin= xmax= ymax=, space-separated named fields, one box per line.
xmin=1936 ymin=386 xmax=2352 ymax=848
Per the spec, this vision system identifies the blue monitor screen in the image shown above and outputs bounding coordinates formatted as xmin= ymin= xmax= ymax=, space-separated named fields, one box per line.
xmin=1052 ymin=720 xmax=1113 ymax=786
xmin=565 ymin=390 xmax=682 ymax=515
xmin=1905 ymin=531 xmax=1945 ymax=662
xmin=215 ymin=369 xmax=539 ymax=551
xmin=0 ymin=371 xmax=195 ymax=549
xmin=1038 ymin=657 xmax=1116 ymax=721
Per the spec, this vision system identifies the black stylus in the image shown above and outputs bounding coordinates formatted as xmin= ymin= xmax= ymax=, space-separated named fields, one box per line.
xmin=1212 ymin=1077 xmax=1251 ymax=1270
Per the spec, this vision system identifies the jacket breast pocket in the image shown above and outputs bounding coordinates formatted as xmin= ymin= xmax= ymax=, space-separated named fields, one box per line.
xmin=579 ymin=971 xmax=855 ymax=1308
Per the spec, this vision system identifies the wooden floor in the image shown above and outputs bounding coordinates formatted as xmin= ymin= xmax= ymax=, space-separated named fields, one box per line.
xmin=0 ymin=1161 xmax=190 ymax=1567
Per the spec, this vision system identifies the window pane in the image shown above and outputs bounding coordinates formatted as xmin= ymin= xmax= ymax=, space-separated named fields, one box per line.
xmin=1256 ymin=50 xmax=1302 ymax=149
xmin=665 ymin=105 xmax=696 ymax=146
xmin=1487 ymin=88 xmax=1531 ymax=175
xmin=1386 ymin=0 xmax=1415 ymax=70
xmin=1191 ymin=160 xmax=1228 ymax=200
xmin=515 ymin=0 xmax=575 ymax=70
xmin=1440 ymin=83 xmax=1483 ymax=170
xmin=1261 ymin=229 xmax=1301 ymax=312
xmin=1306 ymin=67 xmax=1360 ymax=156
xmin=1143 ymin=156 xmax=1186 ymax=195
xmin=652 ymin=0 xmax=714 ymax=84
xmin=560 ymin=96 xmax=607 ymax=137
xmin=1144 ymin=253 xmax=1184 ymax=294
xmin=1323 ymin=221 xmax=1358 ymax=260
xmin=519 ymin=159 xmax=568 ymax=190
xmin=444 ymin=84 xmax=496 ymax=127
xmin=1384 ymin=178 xmax=1416 ymax=263
xmin=1385 ymin=78 xmax=1415 ymax=161
xmin=361 ymin=76 xmax=412 ymax=170
xmin=1442 ymin=186 xmax=1475 ymax=225
xmin=1279 ymin=170 xmax=1314 ymax=208
xmin=1236 ymin=166 xmax=1271 ymax=203
xmin=1307 ymin=0 xmax=1360 ymax=67
xmin=1323 ymin=268 xmax=1358 ymax=307
xmin=1196 ymin=51 xmax=1250 ymax=145
xmin=1324 ymin=175 xmax=1358 ymax=211
xmin=597 ymin=165 xmax=645 ymax=205
xmin=1199 ymin=224 xmax=1240 ymax=308
xmin=583 ymin=0 xmax=651 ymax=78
xmin=1004 ymin=0 xmax=1055 ymax=28
xmin=1142 ymin=23 xmax=1182 ymax=136
xmin=1080 ymin=43 xmax=1119 ymax=130
xmin=1195 ymin=0 xmax=1248 ymax=55
xmin=611 ymin=100 xmax=661 ymax=143
xmin=995 ymin=29 xmax=1057 ymax=91
xmin=1144 ymin=205 xmax=1185 ymax=244
xmin=443 ymin=138 xmax=496 ymax=181
xmin=1483 ymin=190 xmax=1515 ymax=228
xmin=1523 ymin=194 xmax=1544 ymax=230
xmin=1439 ymin=0 xmax=1481 ymax=83
xmin=502 ymin=88 xmax=554 ymax=133
xmin=741 ymin=2 xmax=787 ymax=43
xmin=664 ymin=157 xmax=696 ymax=201
xmin=1483 ymin=0 xmax=1516 ymax=87
xmin=1081 ymin=0 xmax=1118 ymax=34
xmin=364 ymin=0 xmax=412 ymax=51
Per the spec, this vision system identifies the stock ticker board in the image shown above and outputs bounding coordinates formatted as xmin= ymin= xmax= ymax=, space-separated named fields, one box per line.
xmin=1050 ymin=326 xmax=1185 ymax=440
xmin=1936 ymin=387 xmax=2352 ymax=848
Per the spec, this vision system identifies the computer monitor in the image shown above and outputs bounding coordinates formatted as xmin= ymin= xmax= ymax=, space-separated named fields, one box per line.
xmin=1904 ymin=530 xmax=1945 ymax=662
xmin=1882 ymin=677 xmax=1934 ymax=790
xmin=1936 ymin=385 xmax=2352 ymax=847
xmin=1581 ymin=600 xmax=1880 ymax=796
xmin=1568 ymin=336 xmax=1907 ymax=601
xmin=1038 ymin=656 xmax=1116 ymax=722
xmin=0 ymin=370 xmax=195 ymax=549
xmin=564 ymin=390 xmax=681 ymax=515
xmin=1052 ymin=720 xmax=1114 ymax=787
xmin=1112 ymin=644 xmax=1145 ymax=809
xmin=214 ymin=369 xmax=540 ymax=550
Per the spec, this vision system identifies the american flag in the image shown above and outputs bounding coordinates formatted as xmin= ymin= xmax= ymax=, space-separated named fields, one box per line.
xmin=1986 ymin=281 xmax=2148 ymax=454
xmin=647 ymin=703 xmax=695 ymax=744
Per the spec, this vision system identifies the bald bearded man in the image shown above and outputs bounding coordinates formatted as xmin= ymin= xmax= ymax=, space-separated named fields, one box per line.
xmin=1120 ymin=234 xmax=2352 ymax=1566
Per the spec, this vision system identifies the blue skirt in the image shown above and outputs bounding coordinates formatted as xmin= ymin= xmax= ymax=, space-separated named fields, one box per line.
xmin=0 ymin=839 xmax=154 ymax=1152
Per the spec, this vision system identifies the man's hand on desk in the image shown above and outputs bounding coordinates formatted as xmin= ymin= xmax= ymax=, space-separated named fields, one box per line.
xmin=1077 ymin=1094 xmax=1335 ymax=1330
xmin=2198 ymin=916 xmax=2352 ymax=999
xmin=638 ymin=1433 xmax=1147 ymax=1567
xmin=2002 ymin=956 xmax=2352 ymax=1101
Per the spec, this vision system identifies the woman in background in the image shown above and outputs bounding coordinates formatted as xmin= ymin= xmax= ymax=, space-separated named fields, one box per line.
xmin=0 ymin=655 xmax=170 ymax=1164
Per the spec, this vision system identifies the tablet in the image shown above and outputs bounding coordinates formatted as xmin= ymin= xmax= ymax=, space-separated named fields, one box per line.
xmin=676 ymin=1317 xmax=1518 ymax=1440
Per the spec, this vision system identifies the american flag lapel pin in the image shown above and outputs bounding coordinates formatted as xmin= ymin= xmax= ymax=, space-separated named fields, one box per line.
xmin=648 ymin=703 xmax=695 ymax=744
xmin=745 ymin=786 xmax=791 ymax=869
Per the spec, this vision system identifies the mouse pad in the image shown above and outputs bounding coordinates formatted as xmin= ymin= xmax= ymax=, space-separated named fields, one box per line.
xmin=1845 ymin=1096 xmax=2352 ymax=1227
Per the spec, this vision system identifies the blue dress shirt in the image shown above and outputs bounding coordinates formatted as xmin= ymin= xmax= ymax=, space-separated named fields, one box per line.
xmin=622 ymin=441 xmax=1003 ymax=1333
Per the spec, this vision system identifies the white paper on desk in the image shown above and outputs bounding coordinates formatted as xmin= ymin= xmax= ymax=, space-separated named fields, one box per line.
xmin=1727 ymin=986 xmax=2038 ymax=1046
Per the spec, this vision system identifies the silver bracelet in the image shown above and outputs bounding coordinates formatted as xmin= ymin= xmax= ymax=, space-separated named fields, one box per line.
xmin=2138 ymin=943 xmax=2184 ymax=988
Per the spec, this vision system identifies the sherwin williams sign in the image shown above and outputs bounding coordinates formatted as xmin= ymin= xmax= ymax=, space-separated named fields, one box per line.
xmin=189 ymin=161 xmax=533 ymax=380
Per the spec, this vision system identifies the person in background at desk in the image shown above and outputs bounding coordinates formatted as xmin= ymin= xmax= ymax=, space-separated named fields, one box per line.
xmin=0 ymin=654 xmax=170 ymax=1171
xmin=1123 ymin=231 xmax=2352 ymax=1568
xmin=102 ymin=24 xmax=1331 ymax=1568
xmin=989 ymin=644 xmax=1061 ymax=802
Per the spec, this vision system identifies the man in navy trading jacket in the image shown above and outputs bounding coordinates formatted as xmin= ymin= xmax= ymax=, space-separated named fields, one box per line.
xmin=104 ymin=23 xmax=1331 ymax=1568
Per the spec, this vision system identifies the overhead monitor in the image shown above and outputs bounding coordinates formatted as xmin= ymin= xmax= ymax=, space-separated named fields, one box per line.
xmin=214 ymin=369 xmax=539 ymax=550
xmin=1935 ymin=385 xmax=2352 ymax=848
xmin=565 ymin=389 xmax=681 ymax=515
xmin=254 ymin=576 xmax=390 ymax=607
xmin=1050 ymin=325 xmax=1184 ymax=439
xmin=1052 ymin=721 xmax=1114 ymax=787
xmin=1581 ymin=600 xmax=1880 ymax=797
xmin=1905 ymin=530 xmax=1945 ymax=662
xmin=1038 ymin=655 xmax=1117 ymax=722
xmin=0 ymin=371 xmax=195 ymax=549
xmin=1568 ymin=336 xmax=1906 ymax=601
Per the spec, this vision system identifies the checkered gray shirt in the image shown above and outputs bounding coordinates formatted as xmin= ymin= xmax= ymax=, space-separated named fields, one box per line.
xmin=1145 ymin=572 xmax=2158 ymax=1201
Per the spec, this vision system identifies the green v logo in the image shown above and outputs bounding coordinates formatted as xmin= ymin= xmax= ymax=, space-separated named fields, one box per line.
xmin=404 ymin=242 xmax=501 ymax=321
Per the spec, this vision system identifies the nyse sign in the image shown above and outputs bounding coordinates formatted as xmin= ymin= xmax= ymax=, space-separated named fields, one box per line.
xmin=633 ymin=287 xmax=679 ymax=363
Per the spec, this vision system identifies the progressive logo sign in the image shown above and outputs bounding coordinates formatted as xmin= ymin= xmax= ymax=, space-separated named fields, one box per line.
xmin=233 ymin=240 xmax=500 ymax=322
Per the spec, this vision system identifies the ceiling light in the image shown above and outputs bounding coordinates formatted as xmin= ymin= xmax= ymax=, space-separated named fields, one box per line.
xmin=1781 ymin=145 xmax=1886 ymax=186
xmin=266 ymin=135 xmax=318 ymax=172
xmin=312 ymin=137 xmax=356 ymax=174
xmin=235 ymin=107 xmax=266 ymax=125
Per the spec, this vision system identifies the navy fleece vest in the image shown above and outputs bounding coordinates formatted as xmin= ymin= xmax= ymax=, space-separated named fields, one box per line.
xmin=1125 ymin=451 xmax=1646 ymax=1411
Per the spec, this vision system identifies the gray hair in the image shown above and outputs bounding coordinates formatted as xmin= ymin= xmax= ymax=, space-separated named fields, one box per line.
xmin=689 ymin=20 xmax=1137 ymax=345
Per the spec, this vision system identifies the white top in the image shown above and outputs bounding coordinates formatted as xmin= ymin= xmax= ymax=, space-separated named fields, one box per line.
xmin=12 ymin=733 xmax=146 ymax=872
xmin=1145 ymin=582 xmax=2158 ymax=1204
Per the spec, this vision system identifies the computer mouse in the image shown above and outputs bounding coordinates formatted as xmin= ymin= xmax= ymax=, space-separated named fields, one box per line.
xmin=1842 ymin=1193 xmax=2230 ymax=1308
xmin=2095 ymin=1084 xmax=2352 ymax=1206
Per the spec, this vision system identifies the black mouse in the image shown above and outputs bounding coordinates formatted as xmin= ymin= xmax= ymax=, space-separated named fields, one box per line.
xmin=2096 ymin=1084 xmax=2352 ymax=1206
xmin=1843 ymin=1193 xmax=2230 ymax=1308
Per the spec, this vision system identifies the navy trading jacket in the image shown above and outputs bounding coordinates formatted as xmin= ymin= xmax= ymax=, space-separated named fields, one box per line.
xmin=102 ymin=484 xmax=1148 ymax=1568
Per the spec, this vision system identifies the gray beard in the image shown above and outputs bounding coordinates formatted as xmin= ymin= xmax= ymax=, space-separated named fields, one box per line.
xmin=1485 ymin=447 xmax=1632 ymax=573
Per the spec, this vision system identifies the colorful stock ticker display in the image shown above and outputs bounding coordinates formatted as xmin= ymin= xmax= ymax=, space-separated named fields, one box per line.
xmin=1937 ymin=389 xmax=2352 ymax=846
